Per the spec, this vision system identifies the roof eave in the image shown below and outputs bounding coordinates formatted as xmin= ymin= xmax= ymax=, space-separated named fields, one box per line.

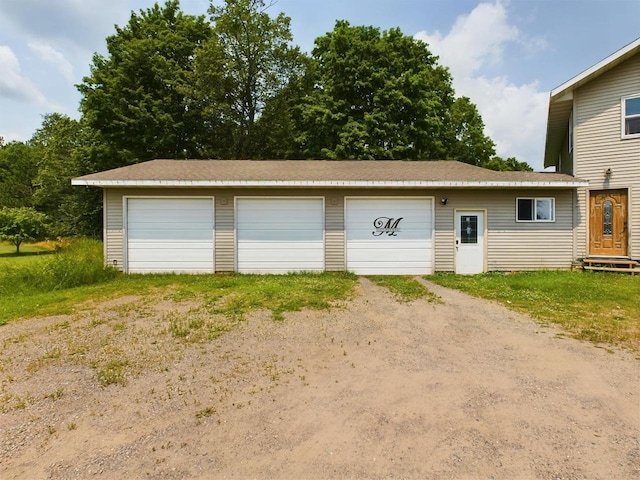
xmin=71 ymin=179 xmax=588 ymax=188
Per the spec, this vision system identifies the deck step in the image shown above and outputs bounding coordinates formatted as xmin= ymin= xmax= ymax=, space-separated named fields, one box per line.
xmin=582 ymin=257 xmax=639 ymax=275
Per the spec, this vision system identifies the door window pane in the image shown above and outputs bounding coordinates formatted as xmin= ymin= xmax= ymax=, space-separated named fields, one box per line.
xmin=603 ymin=200 xmax=613 ymax=236
xmin=460 ymin=215 xmax=478 ymax=244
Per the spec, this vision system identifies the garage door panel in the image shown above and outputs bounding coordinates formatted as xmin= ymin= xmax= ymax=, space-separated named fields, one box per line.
xmin=126 ymin=261 xmax=212 ymax=273
xmin=238 ymin=241 xmax=325 ymax=250
xmin=239 ymin=210 xmax=322 ymax=223
xmin=128 ymin=247 xmax=213 ymax=262
xmin=238 ymin=229 xmax=323 ymax=242
xmin=126 ymin=198 xmax=214 ymax=273
xmin=129 ymin=210 xmax=213 ymax=221
xmin=345 ymin=198 xmax=433 ymax=275
xmin=129 ymin=229 xmax=212 ymax=241
xmin=238 ymin=260 xmax=325 ymax=274
xmin=347 ymin=229 xmax=432 ymax=241
xmin=349 ymin=264 xmax=432 ymax=275
xmin=236 ymin=198 xmax=324 ymax=273
xmin=239 ymin=247 xmax=324 ymax=262
xmin=347 ymin=247 xmax=432 ymax=262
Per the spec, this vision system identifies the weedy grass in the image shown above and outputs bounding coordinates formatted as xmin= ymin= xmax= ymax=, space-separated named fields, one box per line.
xmin=367 ymin=276 xmax=442 ymax=303
xmin=428 ymin=271 xmax=640 ymax=352
xmin=0 ymin=239 xmax=358 ymax=325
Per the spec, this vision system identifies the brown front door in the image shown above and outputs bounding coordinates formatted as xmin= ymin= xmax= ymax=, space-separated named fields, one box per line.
xmin=589 ymin=189 xmax=628 ymax=256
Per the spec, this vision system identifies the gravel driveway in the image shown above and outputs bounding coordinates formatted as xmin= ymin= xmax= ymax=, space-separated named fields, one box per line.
xmin=1 ymin=277 xmax=638 ymax=479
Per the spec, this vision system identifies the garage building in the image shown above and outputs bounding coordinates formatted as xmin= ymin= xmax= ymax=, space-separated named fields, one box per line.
xmin=72 ymin=159 xmax=586 ymax=274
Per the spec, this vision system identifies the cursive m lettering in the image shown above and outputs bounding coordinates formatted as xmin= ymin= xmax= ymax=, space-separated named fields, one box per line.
xmin=372 ymin=217 xmax=403 ymax=236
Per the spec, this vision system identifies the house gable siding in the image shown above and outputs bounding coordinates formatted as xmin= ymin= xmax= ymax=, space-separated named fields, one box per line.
xmin=574 ymin=53 xmax=640 ymax=258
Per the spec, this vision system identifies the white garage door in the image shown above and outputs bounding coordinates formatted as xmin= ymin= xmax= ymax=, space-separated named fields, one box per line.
xmin=236 ymin=198 xmax=324 ymax=273
xmin=345 ymin=197 xmax=433 ymax=275
xmin=126 ymin=198 xmax=214 ymax=273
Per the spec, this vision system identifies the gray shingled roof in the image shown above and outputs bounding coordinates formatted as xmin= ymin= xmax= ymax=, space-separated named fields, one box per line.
xmin=73 ymin=159 xmax=584 ymax=186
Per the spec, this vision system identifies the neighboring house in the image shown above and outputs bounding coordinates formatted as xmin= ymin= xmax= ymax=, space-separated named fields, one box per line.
xmin=544 ymin=38 xmax=640 ymax=265
xmin=72 ymin=159 xmax=586 ymax=275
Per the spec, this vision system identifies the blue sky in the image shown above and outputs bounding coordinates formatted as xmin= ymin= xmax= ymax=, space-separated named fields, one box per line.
xmin=0 ymin=0 xmax=638 ymax=170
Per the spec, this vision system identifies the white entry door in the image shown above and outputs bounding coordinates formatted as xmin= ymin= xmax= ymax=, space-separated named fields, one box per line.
xmin=455 ymin=211 xmax=485 ymax=275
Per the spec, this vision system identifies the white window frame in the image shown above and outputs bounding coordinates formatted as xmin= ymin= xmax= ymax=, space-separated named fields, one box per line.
xmin=516 ymin=197 xmax=555 ymax=223
xmin=621 ymin=94 xmax=640 ymax=139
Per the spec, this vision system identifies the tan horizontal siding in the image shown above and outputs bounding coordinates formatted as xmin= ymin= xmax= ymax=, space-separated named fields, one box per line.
xmin=325 ymin=195 xmax=345 ymax=271
xmin=438 ymin=189 xmax=574 ymax=271
xmin=434 ymin=214 xmax=454 ymax=272
xmin=105 ymin=189 xmax=124 ymax=270
xmin=574 ymin=52 xmax=640 ymax=258
xmin=215 ymin=197 xmax=233 ymax=272
xmin=488 ymin=231 xmax=573 ymax=270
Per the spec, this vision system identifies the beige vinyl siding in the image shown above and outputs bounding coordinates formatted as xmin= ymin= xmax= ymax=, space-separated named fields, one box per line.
xmin=433 ymin=189 xmax=574 ymax=271
xmin=434 ymin=208 xmax=455 ymax=272
xmin=325 ymin=195 xmax=345 ymax=271
xmin=105 ymin=189 xmax=124 ymax=269
xmin=215 ymin=196 xmax=234 ymax=272
xmin=574 ymin=53 xmax=640 ymax=258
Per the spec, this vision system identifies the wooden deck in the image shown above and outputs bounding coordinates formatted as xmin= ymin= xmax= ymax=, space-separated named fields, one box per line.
xmin=582 ymin=257 xmax=639 ymax=275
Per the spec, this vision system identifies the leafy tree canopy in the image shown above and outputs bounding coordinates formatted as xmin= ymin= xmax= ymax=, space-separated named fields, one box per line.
xmin=0 ymin=141 xmax=39 ymax=209
xmin=291 ymin=21 xmax=495 ymax=164
xmin=479 ymin=155 xmax=533 ymax=171
xmin=197 ymin=0 xmax=304 ymax=158
xmin=0 ymin=207 xmax=50 ymax=253
xmin=78 ymin=0 xmax=212 ymax=162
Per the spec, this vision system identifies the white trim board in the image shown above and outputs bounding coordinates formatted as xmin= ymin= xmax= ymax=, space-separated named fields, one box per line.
xmin=73 ymin=179 xmax=588 ymax=188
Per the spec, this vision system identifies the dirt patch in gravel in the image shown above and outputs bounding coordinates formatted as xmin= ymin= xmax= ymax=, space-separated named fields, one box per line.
xmin=1 ymin=278 xmax=638 ymax=479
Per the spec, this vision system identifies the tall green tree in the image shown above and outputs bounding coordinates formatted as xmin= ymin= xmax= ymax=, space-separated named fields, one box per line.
xmin=28 ymin=114 xmax=108 ymax=237
xmin=31 ymin=114 xmax=83 ymax=217
xmin=296 ymin=22 xmax=457 ymax=160
xmin=0 ymin=141 xmax=39 ymax=208
xmin=78 ymin=1 xmax=212 ymax=163
xmin=448 ymin=96 xmax=495 ymax=165
xmin=201 ymin=0 xmax=304 ymax=158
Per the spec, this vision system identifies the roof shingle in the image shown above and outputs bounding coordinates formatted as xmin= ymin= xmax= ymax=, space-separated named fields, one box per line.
xmin=74 ymin=159 xmax=583 ymax=185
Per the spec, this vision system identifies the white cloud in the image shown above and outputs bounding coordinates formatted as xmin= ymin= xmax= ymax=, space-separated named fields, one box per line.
xmin=416 ymin=1 xmax=518 ymax=78
xmin=0 ymin=45 xmax=49 ymax=105
xmin=28 ymin=41 xmax=75 ymax=81
xmin=415 ymin=1 xmax=550 ymax=171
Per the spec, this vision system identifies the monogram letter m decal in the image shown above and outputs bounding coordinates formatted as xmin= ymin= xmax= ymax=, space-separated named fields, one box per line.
xmin=372 ymin=217 xmax=403 ymax=236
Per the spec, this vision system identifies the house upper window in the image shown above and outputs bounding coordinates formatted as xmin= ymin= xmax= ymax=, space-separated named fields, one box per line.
xmin=516 ymin=198 xmax=555 ymax=222
xmin=622 ymin=95 xmax=640 ymax=138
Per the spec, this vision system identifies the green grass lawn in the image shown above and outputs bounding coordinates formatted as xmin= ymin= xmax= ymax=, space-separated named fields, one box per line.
xmin=367 ymin=275 xmax=442 ymax=303
xmin=0 ymin=240 xmax=57 ymax=265
xmin=428 ymin=271 xmax=640 ymax=352
xmin=3 ymin=241 xmax=638 ymax=353
xmin=0 ymin=240 xmax=357 ymax=325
